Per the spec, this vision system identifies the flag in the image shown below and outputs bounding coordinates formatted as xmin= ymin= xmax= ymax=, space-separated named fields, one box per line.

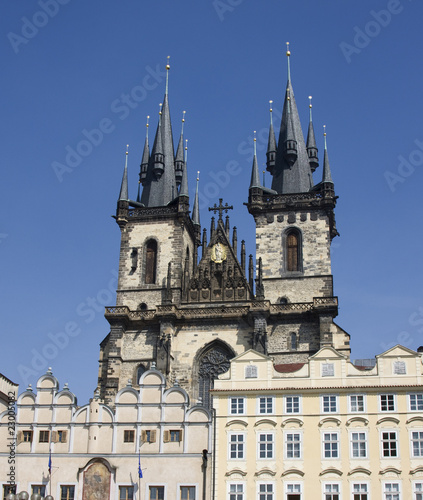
xmin=48 ymin=448 xmax=52 ymax=474
xmin=138 ymin=452 xmax=143 ymax=479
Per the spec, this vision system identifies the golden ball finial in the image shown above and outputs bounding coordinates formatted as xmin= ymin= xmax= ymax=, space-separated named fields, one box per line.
xmin=126 ymin=144 xmax=129 ymax=154
xmin=309 ymin=96 xmax=312 ymax=108
xmin=323 ymin=124 xmax=327 ymax=136
xmin=166 ymin=55 xmax=170 ymax=70
xmin=286 ymin=42 xmax=290 ymax=56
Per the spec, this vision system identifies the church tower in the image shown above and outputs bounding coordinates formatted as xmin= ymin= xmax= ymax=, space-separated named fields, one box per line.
xmin=247 ymin=44 xmax=349 ymax=363
xmin=98 ymin=50 xmax=350 ymax=407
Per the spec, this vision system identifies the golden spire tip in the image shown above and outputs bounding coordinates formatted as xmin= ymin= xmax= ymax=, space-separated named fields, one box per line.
xmin=286 ymin=41 xmax=290 ymax=56
xmin=166 ymin=55 xmax=170 ymax=70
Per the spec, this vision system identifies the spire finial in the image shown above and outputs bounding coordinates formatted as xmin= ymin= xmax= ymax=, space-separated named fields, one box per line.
xmin=181 ymin=110 xmax=186 ymax=134
xmin=197 ymin=170 xmax=200 ymax=182
xmin=286 ymin=42 xmax=291 ymax=81
xmin=184 ymin=139 xmax=188 ymax=163
xmin=253 ymin=130 xmax=257 ymax=157
xmin=262 ymin=170 xmax=266 ymax=187
xmin=309 ymin=96 xmax=313 ymax=121
xmin=159 ymin=102 xmax=163 ymax=115
xmin=269 ymin=100 xmax=273 ymax=125
xmin=165 ymin=55 xmax=170 ymax=95
xmin=146 ymin=115 xmax=150 ymax=139
xmin=323 ymin=124 xmax=327 ymax=149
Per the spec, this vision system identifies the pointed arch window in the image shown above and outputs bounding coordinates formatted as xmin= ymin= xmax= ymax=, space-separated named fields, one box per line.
xmin=145 ymin=240 xmax=157 ymax=284
xmin=285 ymin=229 xmax=302 ymax=273
xmin=198 ymin=343 xmax=233 ymax=408
xmin=136 ymin=364 xmax=146 ymax=384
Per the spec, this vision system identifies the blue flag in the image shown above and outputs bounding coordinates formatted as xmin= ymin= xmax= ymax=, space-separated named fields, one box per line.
xmin=48 ymin=450 xmax=52 ymax=474
xmin=138 ymin=453 xmax=142 ymax=479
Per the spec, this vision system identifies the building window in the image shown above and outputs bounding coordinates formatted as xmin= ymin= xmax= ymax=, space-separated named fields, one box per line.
xmin=258 ymin=396 xmax=274 ymax=414
xmin=3 ymin=485 xmax=17 ymax=496
xmin=411 ymin=431 xmax=423 ymax=457
xmin=119 ymin=486 xmax=134 ymax=500
xmin=286 ymin=230 xmax=301 ymax=272
xmin=258 ymin=433 xmax=274 ymax=459
xmin=381 ymin=431 xmax=398 ymax=457
xmin=230 ymin=397 xmax=245 ymax=415
xmin=180 ymin=486 xmax=196 ymax=500
xmin=351 ymin=432 xmax=367 ymax=458
xmin=61 ymin=485 xmax=75 ymax=500
xmin=124 ymin=430 xmax=135 ymax=443
xmin=413 ymin=482 xmax=423 ymax=500
xmin=383 ymin=482 xmax=400 ymax=500
xmin=324 ymin=484 xmax=340 ymax=500
xmin=285 ymin=483 xmax=302 ymax=500
xmin=380 ymin=394 xmax=395 ymax=412
xmin=322 ymin=395 xmax=338 ymax=413
xmin=290 ymin=333 xmax=297 ymax=351
xmin=285 ymin=432 xmax=301 ymax=459
xmin=145 ymin=239 xmax=158 ymax=284
xmin=136 ymin=364 xmax=146 ymax=384
xmin=352 ymin=483 xmax=368 ymax=500
xmin=39 ymin=431 xmax=50 ymax=443
xmin=323 ymin=432 xmax=339 ymax=458
xmin=32 ymin=486 xmax=46 ymax=496
xmin=285 ymin=395 xmax=301 ymax=414
xmin=229 ymin=433 xmax=245 ymax=459
xmin=258 ymin=483 xmax=274 ymax=500
xmin=409 ymin=393 xmax=423 ymax=411
xmin=141 ymin=430 xmax=157 ymax=443
xmin=229 ymin=483 xmax=244 ymax=500
xmin=349 ymin=395 xmax=365 ymax=413
xmin=149 ymin=486 xmax=164 ymax=500
xmin=245 ymin=365 xmax=258 ymax=378
xmin=163 ymin=430 xmax=183 ymax=442
xmin=23 ymin=430 xmax=33 ymax=442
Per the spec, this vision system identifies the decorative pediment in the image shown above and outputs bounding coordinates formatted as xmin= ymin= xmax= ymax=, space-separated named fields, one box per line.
xmin=346 ymin=417 xmax=369 ymax=426
xmin=281 ymin=418 xmax=304 ymax=428
xmin=376 ymin=417 xmax=400 ymax=425
xmin=320 ymin=468 xmax=343 ymax=477
xmin=410 ymin=466 xmax=423 ymax=476
xmin=348 ymin=467 xmax=371 ymax=476
xmin=379 ymin=467 xmax=402 ymax=476
xmin=255 ymin=468 xmax=276 ymax=477
xmin=225 ymin=469 xmax=247 ymax=477
xmin=407 ymin=416 xmax=423 ymax=425
xmin=225 ymin=419 xmax=248 ymax=428
xmin=318 ymin=417 xmax=341 ymax=427
xmin=254 ymin=419 xmax=277 ymax=428
xmin=281 ymin=468 xmax=304 ymax=477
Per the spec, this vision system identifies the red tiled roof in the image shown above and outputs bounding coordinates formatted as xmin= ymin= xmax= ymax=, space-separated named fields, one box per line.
xmin=274 ymin=363 xmax=305 ymax=373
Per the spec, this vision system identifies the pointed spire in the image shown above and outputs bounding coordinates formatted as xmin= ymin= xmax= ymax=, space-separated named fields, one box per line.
xmin=179 ymin=138 xmax=189 ymax=197
xmin=152 ymin=104 xmax=165 ymax=179
xmin=266 ymin=100 xmax=277 ymax=173
xmin=139 ymin=115 xmax=150 ymax=191
xmin=250 ymin=131 xmax=261 ymax=189
xmin=283 ymin=87 xmax=298 ymax=166
xmin=192 ymin=170 xmax=201 ymax=227
xmin=175 ymin=111 xmax=186 ymax=187
xmin=286 ymin=42 xmax=291 ymax=82
xmin=241 ymin=240 xmax=246 ymax=276
xmin=165 ymin=55 xmax=170 ymax=95
xmin=306 ymin=96 xmax=319 ymax=172
xmin=119 ymin=144 xmax=129 ymax=201
xmin=322 ymin=125 xmax=334 ymax=184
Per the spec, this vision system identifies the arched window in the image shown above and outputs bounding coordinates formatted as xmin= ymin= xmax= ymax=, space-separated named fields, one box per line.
xmin=197 ymin=343 xmax=234 ymax=408
xmin=136 ymin=364 xmax=146 ymax=384
xmin=145 ymin=240 xmax=157 ymax=284
xmin=291 ymin=332 xmax=297 ymax=351
xmin=285 ymin=229 xmax=302 ymax=272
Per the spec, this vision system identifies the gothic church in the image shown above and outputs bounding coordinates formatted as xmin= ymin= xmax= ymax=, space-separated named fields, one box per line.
xmin=98 ymin=49 xmax=350 ymax=407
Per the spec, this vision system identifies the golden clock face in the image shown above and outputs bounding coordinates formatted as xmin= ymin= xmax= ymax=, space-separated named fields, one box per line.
xmin=211 ymin=243 xmax=227 ymax=263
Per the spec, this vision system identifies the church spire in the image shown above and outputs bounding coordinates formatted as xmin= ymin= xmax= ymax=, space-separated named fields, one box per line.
xmin=138 ymin=116 xmax=150 ymax=202
xmin=175 ymin=111 xmax=186 ymax=188
xmin=306 ymin=96 xmax=319 ymax=173
xmin=249 ymin=131 xmax=261 ymax=188
xmin=192 ymin=170 xmax=200 ymax=227
xmin=179 ymin=139 xmax=189 ymax=197
xmin=139 ymin=57 xmax=177 ymax=207
xmin=270 ymin=43 xmax=314 ymax=194
xmin=266 ymin=100 xmax=277 ymax=174
xmin=322 ymin=125 xmax=334 ymax=184
xmin=118 ymin=145 xmax=129 ymax=201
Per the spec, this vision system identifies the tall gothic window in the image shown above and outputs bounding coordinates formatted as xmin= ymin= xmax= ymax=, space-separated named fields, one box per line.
xmin=286 ymin=229 xmax=301 ymax=272
xmin=145 ymin=240 xmax=157 ymax=284
xmin=198 ymin=343 xmax=233 ymax=408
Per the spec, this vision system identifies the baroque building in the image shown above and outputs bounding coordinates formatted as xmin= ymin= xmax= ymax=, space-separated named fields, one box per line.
xmin=98 ymin=48 xmax=349 ymax=408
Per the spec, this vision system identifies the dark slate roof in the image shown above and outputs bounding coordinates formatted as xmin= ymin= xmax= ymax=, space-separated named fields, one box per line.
xmin=249 ymin=146 xmax=261 ymax=189
xmin=267 ymin=113 xmax=277 ymax=154
xmin=322 ymin=138 xmax=334 ymax=184
xmin=306 ymin=109 xmax=317 ymax=151
xmin=140 ymin=93 xmax=177 ymax=207
xmin=118 ymin=152 xmax=128 ymax=201
xmin=271 ymin=79 xmax=314 ymax=194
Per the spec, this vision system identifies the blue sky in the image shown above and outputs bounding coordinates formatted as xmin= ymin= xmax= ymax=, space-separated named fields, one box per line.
xmin=2 ymin=0 xmax=423 ymax=405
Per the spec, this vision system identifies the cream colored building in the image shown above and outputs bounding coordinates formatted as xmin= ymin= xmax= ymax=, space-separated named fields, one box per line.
xmin=0 ymin=368 xmax=211 ymax=500
xmin=212 ymin=345 xmax=423 ymax=500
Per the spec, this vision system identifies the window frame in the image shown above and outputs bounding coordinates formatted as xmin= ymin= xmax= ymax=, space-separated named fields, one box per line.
xmin=147 ymin=485 xmax=165 ymax=500
xmin=284 ymin=228 xmax=302 ymax=273
xmin=350 ymin=430 xmax=368 ymax=459
xmin=257 ymin=396 xmax=274 ymax=415
xmin=257 ymin=481 xmax=275 ymax=500
xmin=31 ymin=485 xmax=47 ymax=496
xmin=409 ymin=393 xmax=423 ymax=412
xmin=348 ymin=394 xmax=366 ymax=413
xmin=144 ymin=239 xmax=158 ymax=285
xmin=412 ymin=481 xmax=423 ymax=500
xmin=379 ymin=394 xmax=396 ymax=412
xmin=284 ymin=395 xmax=302 ymax=414
xmin=322 ymin=431 xmax=340 ymax=459
xmin=322 ymin=482 xmax=341 ymax=500
xmin=23 ymin=430 xmax=33 ymax=442
xmin=285 ymin=482 xmax=302 ymax=500
xmin=321 ymin=394 xmax=339 ymax=414
xmin=60 ymin=484 xmax=76 ymax=500
xmin=410 ymin=429 xmax=423 ymax=458
xmin=228 ymin=432 xmax=245 ymax=460
xmin=382 ymin=481 xmax=401 ymax=500
xmin=228 ymin=481 xmax=245 ymax=500
xmin=38 ymin=430 xmax=50 ymax=443
xmin=123 ymin=430 xmax=135 ymax=443
xmin=229 ymin=397 xmax=245 ymax=415
xmin=257 ymin=432 xmax=274 ymax=460
xmin=351 ymin=482 xmax=369 ymax=500
xmin=284 ymin=431 xmax=302 ymax=460
xmin=380 ymin=430 xmax=399 ymax=458
xmin=179 ymin=484 xmax=197 ymax=500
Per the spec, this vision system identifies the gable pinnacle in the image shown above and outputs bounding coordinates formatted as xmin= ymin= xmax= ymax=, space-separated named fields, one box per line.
xmin=250 ymin=131 xmax=261 ymax=189
xmin=192 ymin=170 xmax=200 ymax=227
xmin=322 ymin=125 xmax=334 ymax=184
xmin=139 ymin=115 xmax=150 ymax=188
xmin=266 ymin=100 xmax=277 ymax=173
xmin=118 ymin=144 xmax=129 ymax=201
xmin=175 ymin=111 xmax=186 ymax=188
xmin=306 ymin=96 xmax=319 ymax=173
xmin=179 ymin=138 xmax=189 ymax=197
